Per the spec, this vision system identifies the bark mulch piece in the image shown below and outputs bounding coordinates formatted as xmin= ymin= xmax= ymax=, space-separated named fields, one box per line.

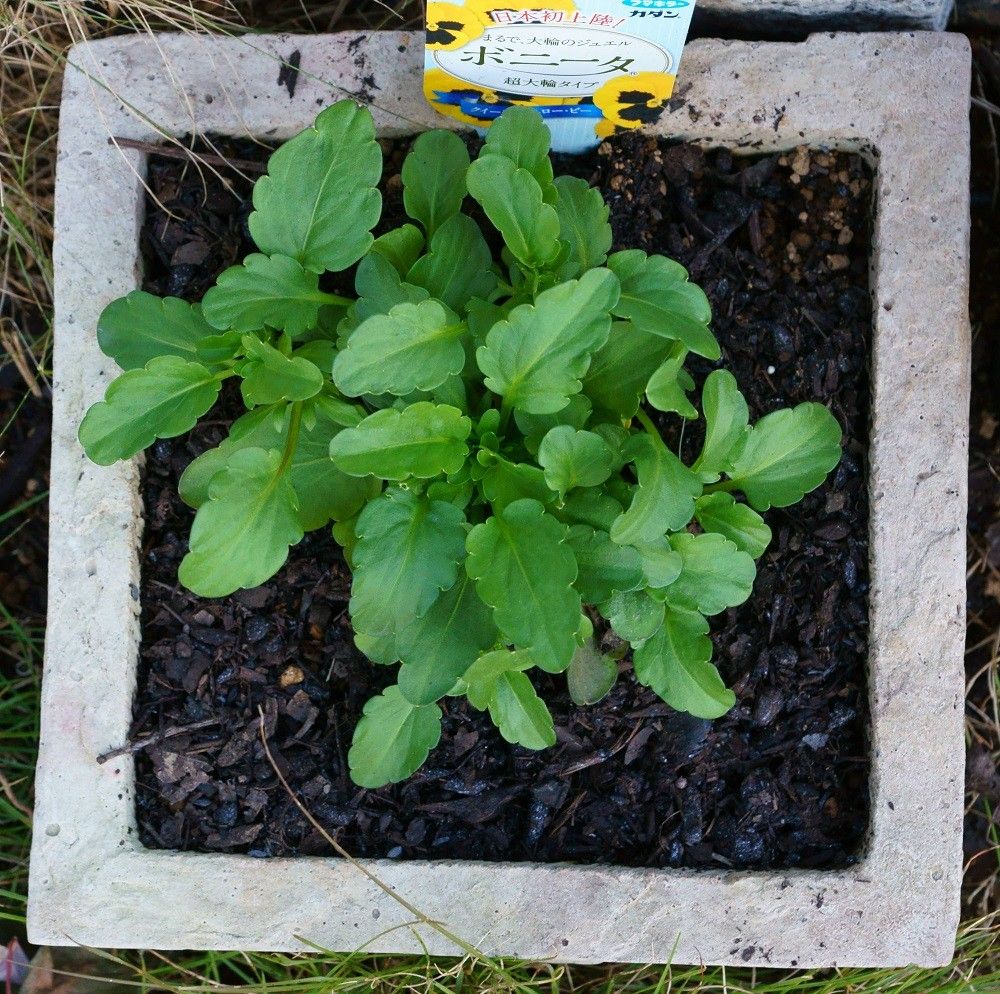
xmin=132 ymin=133 xmax=871 ymax=870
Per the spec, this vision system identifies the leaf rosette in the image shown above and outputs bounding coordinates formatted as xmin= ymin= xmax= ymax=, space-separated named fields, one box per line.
xmin=79 ymin=102 xmax=844 ymax=787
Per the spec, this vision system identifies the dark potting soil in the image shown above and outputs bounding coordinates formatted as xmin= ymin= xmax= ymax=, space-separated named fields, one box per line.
xmin=132 ymin=133 xmax=871 ymax=869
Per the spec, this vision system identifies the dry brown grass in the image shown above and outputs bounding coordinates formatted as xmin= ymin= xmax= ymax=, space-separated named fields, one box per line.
xmin=0 ymin=0 xmax=421 ymax=390
xmin=965 ymin=550 xmax=1000 ymax=917
xmin=0 ymin=2 xmax=243 ymax=390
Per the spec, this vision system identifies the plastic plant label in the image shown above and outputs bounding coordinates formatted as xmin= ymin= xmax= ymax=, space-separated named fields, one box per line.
xmin=424 ymin=0 xmax=697 ymax=152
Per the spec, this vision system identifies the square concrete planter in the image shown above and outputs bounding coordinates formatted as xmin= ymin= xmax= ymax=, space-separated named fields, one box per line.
xmin=30 ymin=30 xmax=970 ymax=966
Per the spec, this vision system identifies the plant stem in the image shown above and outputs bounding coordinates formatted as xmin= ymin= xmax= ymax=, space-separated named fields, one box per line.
xmin=317 ymin=291 xmax=354 ymax=307
xmin=703 ymin=479 xmax=738 ymax=494
xmin=499 ymin=396 xmax=513 ymax=434
xmin=278 ymin=401 xmax=304 ymax=475
xmin=635 ymin=408 xmax=660 ymax=438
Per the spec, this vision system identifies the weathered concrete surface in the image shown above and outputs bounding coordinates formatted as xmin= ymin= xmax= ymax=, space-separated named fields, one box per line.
xmin=695 ymin=0 xmax=954 ymax=31
xmin=30 ymin=31 xmax=970 ymax=965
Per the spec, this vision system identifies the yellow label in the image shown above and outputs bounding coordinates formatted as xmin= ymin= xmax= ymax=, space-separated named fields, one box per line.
xmin=424 ymin=0 xmax=696 ymax=151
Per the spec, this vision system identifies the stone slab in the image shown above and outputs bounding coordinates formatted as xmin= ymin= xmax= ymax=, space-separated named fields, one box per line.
xmin=695 ymin=0 xmax=954 ymax=31
xmin=29 ymin=30 xmax=970 ymax=966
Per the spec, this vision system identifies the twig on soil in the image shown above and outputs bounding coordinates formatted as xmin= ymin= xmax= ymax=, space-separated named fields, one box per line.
xmin=257 ymin=708 xmax=516 ymax=968
xmin=107 ymin=136 xmax=267 ymax=173
xmin=557 ymin=727 xmax=637 ymax=776
xmin=96 ymin=717 xmax=221 ymax=764
xmin=687 ymin=204 xmax=753 ymax=278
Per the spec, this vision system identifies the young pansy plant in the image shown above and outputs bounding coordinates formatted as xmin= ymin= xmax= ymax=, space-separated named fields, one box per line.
xmin=80 ymin=102 xmax=843 ymax=787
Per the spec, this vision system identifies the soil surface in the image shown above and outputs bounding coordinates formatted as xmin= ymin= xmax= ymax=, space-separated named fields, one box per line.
xmin=132 ymin=134 xmax=871 ymax=869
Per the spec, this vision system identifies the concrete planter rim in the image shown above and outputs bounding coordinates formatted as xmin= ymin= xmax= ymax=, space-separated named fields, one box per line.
xmin=30 ymin=29 xmax=970 ymax=967
xmin=695 ymin=0 xmax=954 ymax=31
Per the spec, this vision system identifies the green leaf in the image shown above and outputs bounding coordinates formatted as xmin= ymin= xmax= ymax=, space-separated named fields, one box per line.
xmin=180 ymin=399 xmax=374 ymax=528
xmin=692 ymin=370 xmax=749 ymax=482
xmin=488 ymin=671 xmax=555 ymax=749
xmin=567 ymin=637 xmax=618 ymax=705
xmin=371 ymin=224 xmax=425 ymax=276
xmin=350 ymin=487 xmax=467 ymax=645
xmin=461 ymin=648 xmax=534 ymax=709
xmin=566 ymin=525 xmax=644 ymax=603
xmin=694 ymin=492 xmax=772 ymax=558
xmin=610 ymin=433 xmax=702 ymax=545
xmin=646 ymin=345 xmax=697 ymax=418
xmin=514 ymin=395 xmax=591 ymax=454
xmin=538 ymin=426 xmax=616 ymax=498
xmin=633 ymin=537 xmax=683 ymax=589
xmin=725 ymin=402 xmax=843 ymax=510
xmin=466 ymin=498 xmax=580 ymax=673
xmin=426 ymin=475 xmax=474 ymax=510
xmin=461 ymin=645 xmax=556 ymax=749
xmin=310 ymin=392 xmax=368 ymax=429
xmin=480 ymin=456 xmax=554 ymax=512
xmin=406 ymin=214 xmax=497 ymax=313
xmin=291 ymin=339 xmax=336 ymax=373
xmin=605 ymin=475 xmax=634 ymax=507
xmin=332 ymin=299 xmax=465 ymax=397
xmin=396 ymin=574 xmax=498 ymax=705
xmin=592 ymin=422 xmax=629 ymax=461
xmin=179 ymin=406 xmax=281 ymax=507
xmin=202 ymin=254 xmax=332 ymax=337
xmin=239 ymin=335 xmax=323 ymax=406
xmin=466 ymin=297 xmax=508 ymax=345
xmin=466 ymin=155 xmax=560 ymax=270
xmin=602 ymin=588 xmax=664 ymax=644
xmin=402 ymin=129 xmax=471 ymax=238
xmin=607 ymin=250 xmax=720 ymax=360
xmin=329 ymin=402 xmax=471 ymax=479
xmin=96 ymin=291 xmax=216 ymax=371
xmin=476 ymin=268 xmax=619 ymax=415
xmin=583 ymin=321 xmax=675 ymax=420
xmin=195 ymin=331 xmax=244 ymax=366
xmin=666 ymin=532 xmax=756 ymax=616
xmin=332 ymin=512 xmax=361 ymax=568
xmin=480 ymin=106 xmax=554 ymax=192
xmin=348 ymin=686 xmax=442 ymax=788
xmin=354 ymin=630 xmax=397 ymax=666
xmin=289 ymin=398 xmax=381 ymax=528
xmin=552 ymin=175 xmax=612 ymax=278
xmin=552 ymin=488 xmax=624 ymax=531
xmin=432 ymin=373 xmax=468 ymax=411
xmin=79 ymin=356 xmax=220 ymax=465
xmin=178 ymin=447 xmax=303 ymax=597
xmin=353 ymin=252 xmax=430 ymax=324
xmin=249 ymin=100 xmax=381 ymax=273
xmin=633 ymin=607 xmax=735 ymax=719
